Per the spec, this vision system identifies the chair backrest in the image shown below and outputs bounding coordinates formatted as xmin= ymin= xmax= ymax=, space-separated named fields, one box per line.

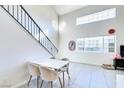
xmin=39 ymin=66 xmax=59 ymax=81
xmin=50 ymin=56 xmax=56 ymax=59
xmin=61 ymin=58 xmax=69 ymax=61
xmin=28 ymin=63 xmax=41 ymax=76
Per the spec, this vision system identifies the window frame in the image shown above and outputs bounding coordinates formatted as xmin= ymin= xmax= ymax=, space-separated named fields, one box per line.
xmin=76 ymin=8 xmax=116 ymax=25
xmin=76 ymin=35 xmax=116 ymax=53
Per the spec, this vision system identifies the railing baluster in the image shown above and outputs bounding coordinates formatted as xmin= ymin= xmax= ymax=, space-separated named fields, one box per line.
xmin=40 ymin=32 xmax=42 ymax=43
xmin=45 ymin=37 xmax=47 ymax=48
xmin=18 ymin=6 xmax=21 ymax=23
xmin=37 ymin=27 xmax=38 ymax=40
xmin=36 ymin=26 xmax=37 ymax=39
xmin=21 ymin=9 xmax=24 ymax=27
xmin=32 ymin=21 xmax=34 ymax=35
xmin=8 ymin=5 xmax=9 ymax=11
xmin=34 ymin=24 xmax=36 ymax=38
xmin=24 ymin=12 xmax=26 ymax=28
xmin=35 ymin=25 xmax=36 ymax=38
xmin=27 ymin=15 xmax=30 ymax=32
xmin=12 ymin=5 xmax=14 ymax=16
xmin=21 ymin=7 xmax=22 ymax=24
xmin=33 ymin=23 xmax=35 ymax=36
xmin=35 ymin=27 xmax=37 ymax=40
xmin=17 ymin=6 xmax=18 ymax=21
xmin=31 ymin=20 xmax=32 ymax=34
xmin=41 ymin=32 xmax=43 ymax=44
xmin=35 ymin=24 xmax=36 ymax=38
xmin=39 ymin=31 xmax=41 ymax=43
xmin=46 ymin=39 xmax=48 ymax=49
xmin=38 ymin=28 xmax=40 ymax=42
xmin=43 ymin=35 xmax=44 ymax=46
xmin=44 ymin=37 xmax=46 ymax=47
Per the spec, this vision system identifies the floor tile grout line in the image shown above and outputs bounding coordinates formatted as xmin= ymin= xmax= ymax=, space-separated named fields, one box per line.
xmin=102 ymin=69 xmax=110 ymax=88
xmin=89 ymin=70 xmax=92 ymax=88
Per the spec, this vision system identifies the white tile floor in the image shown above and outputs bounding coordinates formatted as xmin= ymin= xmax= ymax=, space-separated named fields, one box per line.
xmin=20 ymin=62 xmax=124 ymax=88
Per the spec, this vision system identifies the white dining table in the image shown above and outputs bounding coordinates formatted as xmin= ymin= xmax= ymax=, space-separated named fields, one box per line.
xmin=30 ymin=59 xmax=69 ymax=87
xmin=32 ymin=59 xmax=69 ymax=70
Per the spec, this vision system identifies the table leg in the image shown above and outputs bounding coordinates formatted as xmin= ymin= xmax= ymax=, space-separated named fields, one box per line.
xmin=50 ymin=81 xmax=53 ymax=88
xmin=40 ymin=80 xmax=44 ymax=88
xmin=27 ymin=75 xmax=32 ymax=87
xmin=37 ymin=76 xmax=40 ymax=88
xmin=59 ymin=77 xmax=63 ymax=88
xmin=63 ymin=72 xmax=65 ymax=87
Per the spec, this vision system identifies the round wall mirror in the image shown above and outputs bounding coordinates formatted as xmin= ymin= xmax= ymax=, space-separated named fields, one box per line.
xmin=68 ymin=40 xmax=76 ymax=51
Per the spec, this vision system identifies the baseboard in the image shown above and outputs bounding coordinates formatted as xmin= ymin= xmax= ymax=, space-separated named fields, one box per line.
xmin=11 ymin=77 xmax=37 ymax=88
xmin=11 ymin=79 xmax=29 ymax=88
xmin=70 ymin=61 xmax=101 ymax=67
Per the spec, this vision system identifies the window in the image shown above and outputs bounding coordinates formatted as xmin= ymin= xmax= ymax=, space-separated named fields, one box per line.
xmin=77 ymin=35 xmax=115 ymax=53
xmin=77 ymin=38 xmax=85 ymax=51
xmin=104 ymin=36 xmax=115 ymax=53
xmin=76 ymin=8 xmax=116 ymax=25
xmin=84 ymin=37 xmax=103 ymax=52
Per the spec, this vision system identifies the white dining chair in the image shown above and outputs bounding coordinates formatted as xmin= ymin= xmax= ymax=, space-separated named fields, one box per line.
xmin=39 ymin=66 xmax=63 ymax=88
xmin=27 ymin=62 xmax=41 ymax=87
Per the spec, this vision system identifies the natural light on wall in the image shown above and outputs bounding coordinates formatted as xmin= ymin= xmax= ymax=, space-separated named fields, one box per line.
xmin=52 ymin=20 xmax=58 ymax=31
xmin=59 ymin=21 xmax=66 ymax=31
xmin=76 ymin=8 xmax=116 ymax=25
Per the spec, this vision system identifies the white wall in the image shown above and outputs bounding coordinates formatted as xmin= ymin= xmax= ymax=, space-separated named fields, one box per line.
xmin=23 ymin=5 xmax=59 ymax=48
xmin=0 ymin=6 xmax=59 ymax=87
xmin=57 ymin=5 xmax=124 ymax=65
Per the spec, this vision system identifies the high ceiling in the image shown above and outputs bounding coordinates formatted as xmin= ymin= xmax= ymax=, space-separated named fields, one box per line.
xmin=52 ymin=5 xmax=87 ymax=16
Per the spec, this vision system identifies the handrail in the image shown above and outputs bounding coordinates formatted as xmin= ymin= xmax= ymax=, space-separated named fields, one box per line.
xmin=1 ymin=5 xmax=58 ymax=56
xmin=19 ymin=6 xmax=58 ymax=53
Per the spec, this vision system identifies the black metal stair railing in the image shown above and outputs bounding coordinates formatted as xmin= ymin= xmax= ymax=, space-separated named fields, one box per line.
xmin=0 ymin=5 xmax=58 ymax=56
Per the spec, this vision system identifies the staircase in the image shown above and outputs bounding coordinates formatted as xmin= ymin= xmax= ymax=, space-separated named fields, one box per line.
xmin=1 ymin=5 xmax=58 ymax=56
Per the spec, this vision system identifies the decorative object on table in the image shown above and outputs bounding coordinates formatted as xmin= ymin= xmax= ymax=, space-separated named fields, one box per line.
xmin=113 ymin=53 xmax=122 ymax=60
xmin=68 ymin=40 xmax=76 ymax=51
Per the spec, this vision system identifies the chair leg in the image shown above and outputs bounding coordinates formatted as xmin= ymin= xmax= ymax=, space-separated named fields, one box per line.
xmin=37 ymin=76 xmax=40 ymax=88
xmin=40 ymin=80 xmax=44 ymax=88
xmin=66 ymin=68 xmax=71 ymax=80
xmin=50 ymin=81 xmax=53 ymax=88
xmin=59 ymin=77 xmax=63 ymax=88
xmin=62 ymin=72 xmax=65 ymax=88
xmin=27 ymin=75 xmax=32 ymax=86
